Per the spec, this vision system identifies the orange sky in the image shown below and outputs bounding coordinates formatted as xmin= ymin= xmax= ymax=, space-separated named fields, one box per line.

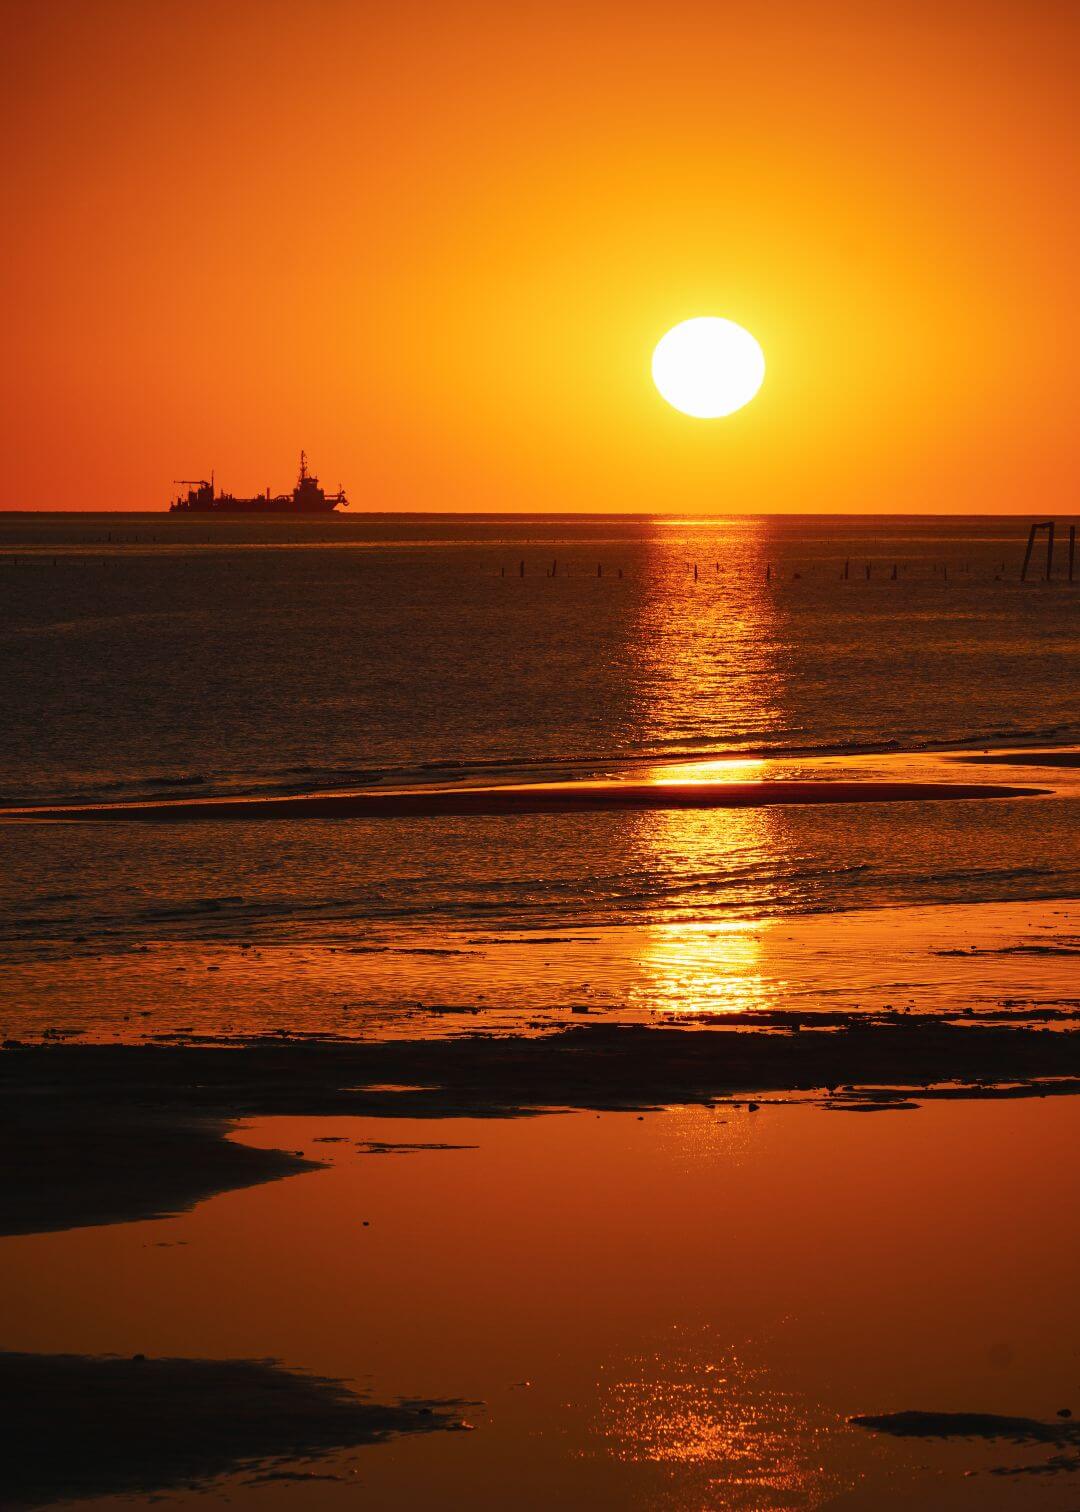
xmin=2 ymin=0 xmax=1078 ymax=512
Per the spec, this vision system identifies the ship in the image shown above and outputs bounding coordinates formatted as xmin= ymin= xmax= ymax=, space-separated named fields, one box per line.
xmin=169 ymin=452 xmax=348 ymax=513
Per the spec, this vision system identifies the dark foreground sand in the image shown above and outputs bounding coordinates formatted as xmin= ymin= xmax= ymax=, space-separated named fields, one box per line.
xmin=0 ymin=776 xmax=1046 ymax=822
xmin=4 ymin=1013 xmax=1079 ymax=1236
xmin=850 ymin=1410 xmax=1080 ymax=1476
xmin=0 ymin=1352 xmax=464 ymax=1510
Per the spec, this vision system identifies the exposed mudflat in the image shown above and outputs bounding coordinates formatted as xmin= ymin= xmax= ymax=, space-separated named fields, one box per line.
xmin=4 ymin=1014 xmax=1080 ymax=1235
xmin=950 ymin=751 xmax=1080 ymax=769
xmin=0 ymin=1111 xmax=319 ymax=1238
xmin=0 ymin=1351 xmax=464 ymax=1509
xmin=852 ymin=1411 xmax=1080 ymax=1478
xmin=0 ymin=776 xmax=1047 ymax=822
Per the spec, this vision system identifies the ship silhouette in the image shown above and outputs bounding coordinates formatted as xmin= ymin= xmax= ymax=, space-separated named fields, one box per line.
xmin=169 ymin=452 xmax=348 ymax=513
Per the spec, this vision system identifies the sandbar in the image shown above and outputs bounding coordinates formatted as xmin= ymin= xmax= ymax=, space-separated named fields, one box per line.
xmin=0 ymin=777 xmax=1046 ymax=822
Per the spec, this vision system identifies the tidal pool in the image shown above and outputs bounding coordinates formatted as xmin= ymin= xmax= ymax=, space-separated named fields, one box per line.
xmin=1 ymin=1097 xmax=1078 ymax=1509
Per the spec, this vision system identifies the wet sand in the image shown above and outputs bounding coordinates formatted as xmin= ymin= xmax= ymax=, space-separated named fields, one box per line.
xmin=0 ymin=1111 xmax=319 ymax=1239
xmin=0 ymin=776 xmax=1046 ymax=822
xmin=950 ymin=750 xmax=1080 ymax=769
xmin=6 ymin=898 xmax=1076 ymax=1045
xmin=0 ymin=1352 xmax=464 ymax=1509
xmin=1 ymin=749 xmax=1074 ymax=1505
xmin=5 ymin=1010 xmax=1080 ymax=1236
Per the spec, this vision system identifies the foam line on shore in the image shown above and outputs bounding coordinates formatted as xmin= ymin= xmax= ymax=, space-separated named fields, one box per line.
xmin=0 ymin=778 xmax=1047 ymax=822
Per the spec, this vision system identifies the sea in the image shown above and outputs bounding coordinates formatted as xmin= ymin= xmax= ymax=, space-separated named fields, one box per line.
xmin=1 ymin=512 xmax=1077 ymax=1039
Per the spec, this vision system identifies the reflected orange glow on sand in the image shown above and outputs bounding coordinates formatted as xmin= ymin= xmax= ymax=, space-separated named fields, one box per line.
xmin=631 ymin=916 xmax=775 ymax=1019
xmin=647 ymin=757 xmax=769 ymax=785
xmin=624 ymin=803 xmax=782 ymax=1018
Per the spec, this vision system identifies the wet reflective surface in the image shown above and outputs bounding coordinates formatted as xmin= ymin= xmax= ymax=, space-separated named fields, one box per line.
xmin=3 ymin=892 xmax=1075 ymax=1044
xmin=1 ymin=748 xmax=1077 ymax=1043
xmin=2 ymin=1097 xmax=1078 ymax=1508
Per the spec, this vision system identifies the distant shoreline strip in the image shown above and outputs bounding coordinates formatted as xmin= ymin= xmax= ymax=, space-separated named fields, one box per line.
xmin=0 ymin=779 xmax=1047 ymax=822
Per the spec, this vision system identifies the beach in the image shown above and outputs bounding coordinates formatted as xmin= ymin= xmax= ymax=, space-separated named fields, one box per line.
xmin=9 ymin=0 xmax=1080 ymax=1499
xmin=2 ymin=514 xmax=1078 ymax=1507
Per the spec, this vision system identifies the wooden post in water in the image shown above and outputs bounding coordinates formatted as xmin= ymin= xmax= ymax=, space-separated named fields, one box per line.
xmin=843 ymin=558 xmax=849 ymax=580
xmin=1021 ymin=522 xmax=1053 ymax=581
xmin=551 ymin=559 xmax=557 ymax=578
xmin=597 ymin=563 xmax=602 ymax=578
xmin=1020 ymin=525 xmax=1036 ymax=581
xmin=519 ymin=560 xmax=525 ymax=578
xmin=865 ymin=563 xmax=871 ymax=580
xmin=891 ymin=563 xmax=898 ymax=580
xmin=693 ymin=562 xmax=698 ymax=581
xmin=766 ymin=564 xmax=771 ymax=582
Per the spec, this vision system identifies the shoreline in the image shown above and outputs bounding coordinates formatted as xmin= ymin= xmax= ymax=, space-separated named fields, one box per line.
xmin=5 ymin=1014 xmax=1080 ymax=1237
xmin=0 ymin=1351 xmax=464 ymax=1507
xmin=4 ymin=896 xmax=1075 ymax=1046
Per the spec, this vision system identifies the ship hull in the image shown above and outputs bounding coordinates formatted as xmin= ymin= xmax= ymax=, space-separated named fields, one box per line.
xmin=169 ymin=498 xmax=341 ymax=514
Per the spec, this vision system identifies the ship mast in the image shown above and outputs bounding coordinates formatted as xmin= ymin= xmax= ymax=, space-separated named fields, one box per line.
xmin=299 ymin=450 xmax=307 ymax=483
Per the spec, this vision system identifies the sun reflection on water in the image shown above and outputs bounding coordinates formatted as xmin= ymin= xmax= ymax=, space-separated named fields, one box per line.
xmin=590 ymin=1337 xmax=846 ymax=1508
xmin=622 ymin=798 xmax=787 ymax=1019
xmin=630 ymin=918 xmax=775 ymax=1019
xmin=619 ymin=524 xmax=793 ymax=1020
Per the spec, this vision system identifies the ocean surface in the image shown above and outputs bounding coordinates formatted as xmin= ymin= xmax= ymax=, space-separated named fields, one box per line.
xmin=1 ymin=513 xmax=1077 ymax=1037
xmin=2 ymin=513 xmax=1077 ymax=805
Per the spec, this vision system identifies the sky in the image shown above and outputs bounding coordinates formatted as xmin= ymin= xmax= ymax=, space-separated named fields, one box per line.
xmin=2 ymin=0 xmax=1078 ymax=512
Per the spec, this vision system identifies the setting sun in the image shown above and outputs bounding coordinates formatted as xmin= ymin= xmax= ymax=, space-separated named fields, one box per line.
xmin=3 ymin=7 xmax=1080 ymax=1510
xmin=652 ymin=318 xmax=766 ymax=419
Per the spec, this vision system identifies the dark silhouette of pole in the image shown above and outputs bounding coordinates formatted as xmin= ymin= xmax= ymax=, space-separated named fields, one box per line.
xmin=1069 ymin=526 xmax=1076 ymax=584
xmin=1021 ymin=522 xmax=1052 ymax=581
xmin=1021 ymin=525 xmax=1036 ymax=581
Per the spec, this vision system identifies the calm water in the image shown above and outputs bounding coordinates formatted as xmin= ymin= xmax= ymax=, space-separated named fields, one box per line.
xmin=4 ymin=1099 xmax=1079 ymax=1508
xmin=2 ymin=514 xmax=1076 ymax=804
xmin=1 ymin=514 xmax=1077 ymax=1032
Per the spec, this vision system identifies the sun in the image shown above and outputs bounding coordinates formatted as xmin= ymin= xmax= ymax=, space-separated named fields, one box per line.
xmin=652 ymin=317 xmax=765 ymax=418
